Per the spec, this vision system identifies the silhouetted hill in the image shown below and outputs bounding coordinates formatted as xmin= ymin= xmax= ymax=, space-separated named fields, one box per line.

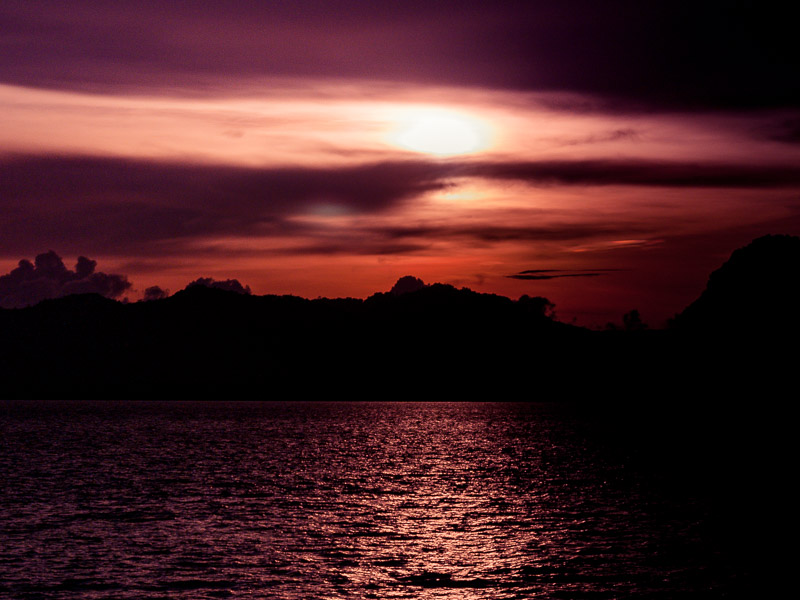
xmin=0 ymin=283 xmax=580 ymax=399
xmin=1 ymin=237 xmax=797 ymax=400
xmin=674 ymin=234 xmax=800 ymax=334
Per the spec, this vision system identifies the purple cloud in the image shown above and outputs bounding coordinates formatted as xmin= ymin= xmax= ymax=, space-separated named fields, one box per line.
xmin=2 ymin=154 xmax=798 ymax=261
xmin=186 ymin=277 xmax=251 ymax=295
xmin=465 ymin=159 xmax=800 ymax=188
xmin=143 ymin=286 xmax=169 ymax=301
xmin=0 ymin=250 xmax=131 ymax=308
xmin=0 ymin=1 xmax=795 ymax=110
xmin=0 ymin=155 xmax=449 ymax=255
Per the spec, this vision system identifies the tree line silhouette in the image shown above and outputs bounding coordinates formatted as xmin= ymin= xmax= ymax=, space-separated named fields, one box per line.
xmin=1 ymin=235 xmax=797 ymax=399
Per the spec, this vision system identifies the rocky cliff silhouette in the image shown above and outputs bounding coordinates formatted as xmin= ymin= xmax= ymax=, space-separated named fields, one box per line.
xmin=673 ymin=234 xmax=800 ymax=335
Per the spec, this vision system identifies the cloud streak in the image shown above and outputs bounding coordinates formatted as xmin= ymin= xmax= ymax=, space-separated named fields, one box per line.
xmin=3 ymin=153 xmax=799 ymax=259
xmin=0 ymin=154 xmax=448 ymax=211
xmin=0 ymin=155 xmax=449 ymax=254
xmin=464 ymin=159 xmax=800 ymax=188
xmin=507 ymin=269 xmax=624 ymax=281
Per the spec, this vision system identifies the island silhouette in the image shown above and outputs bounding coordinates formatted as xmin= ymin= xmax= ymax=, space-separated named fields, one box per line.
xmin=1 ymin=234 xmax=797 ymax=400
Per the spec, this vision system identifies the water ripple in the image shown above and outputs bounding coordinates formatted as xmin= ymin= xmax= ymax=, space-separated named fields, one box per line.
xmin=0 ymin=401 xmax=761 ymax=598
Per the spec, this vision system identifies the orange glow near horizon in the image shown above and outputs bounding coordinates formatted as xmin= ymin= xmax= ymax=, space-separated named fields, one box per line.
xmin=2 ymin=79 xmax=800 ymax=326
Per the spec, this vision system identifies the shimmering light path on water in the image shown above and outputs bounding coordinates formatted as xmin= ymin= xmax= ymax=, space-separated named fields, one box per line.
xmin=0 ymin=401 xmax=758 ymax=598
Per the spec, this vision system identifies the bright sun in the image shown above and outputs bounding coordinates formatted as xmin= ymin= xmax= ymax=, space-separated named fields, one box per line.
xmin=389 ymin=109 xmax=491 ymax=156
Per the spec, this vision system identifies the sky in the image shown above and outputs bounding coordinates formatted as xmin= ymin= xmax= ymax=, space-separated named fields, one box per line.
xmin=1 ymin=1 xmax=799 ymax=326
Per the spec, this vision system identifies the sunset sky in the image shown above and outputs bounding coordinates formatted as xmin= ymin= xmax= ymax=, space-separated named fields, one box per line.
xmin=2 ymin=1 xmax=798 ymax=326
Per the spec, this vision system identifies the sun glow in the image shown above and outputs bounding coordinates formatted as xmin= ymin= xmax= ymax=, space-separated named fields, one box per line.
xmin=389 ymin=109 xmax=492 ymax=156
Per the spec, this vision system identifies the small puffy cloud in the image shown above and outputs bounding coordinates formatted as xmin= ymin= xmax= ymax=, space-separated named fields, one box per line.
xmin=143 ymin=286 xmax=169 ymax=301
xmin=0 ymin=250 xmax=131 ymax=308
xmin=186 ymin=277 xmax=251 ymax=295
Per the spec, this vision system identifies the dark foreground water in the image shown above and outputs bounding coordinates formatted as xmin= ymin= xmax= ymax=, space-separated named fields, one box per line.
xmin=0 ymin=401 xmax=784 ymax=599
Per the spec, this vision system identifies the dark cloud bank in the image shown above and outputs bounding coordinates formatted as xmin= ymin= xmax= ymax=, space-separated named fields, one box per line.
xmin=0 ymin=155 xmax=449 ymax=255
xmin=3 ymin=154 xmax=799 ymax=257
xmin=1 ymin=1 xmax=796 ymax=111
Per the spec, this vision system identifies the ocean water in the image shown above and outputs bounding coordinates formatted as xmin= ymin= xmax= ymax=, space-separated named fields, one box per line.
xmin=0 ymin=401 xmax=773 ymax=598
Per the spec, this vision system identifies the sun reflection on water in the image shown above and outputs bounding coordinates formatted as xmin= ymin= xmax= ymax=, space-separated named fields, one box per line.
xmin=0 ymin=401 xmax=736 ymax=598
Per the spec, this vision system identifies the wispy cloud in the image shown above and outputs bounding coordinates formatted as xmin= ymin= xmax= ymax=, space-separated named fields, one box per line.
xmin=465 ymin=159 xmax=800 ymax=188
xmin=507 ymin=269 xmax=625 ymax=281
